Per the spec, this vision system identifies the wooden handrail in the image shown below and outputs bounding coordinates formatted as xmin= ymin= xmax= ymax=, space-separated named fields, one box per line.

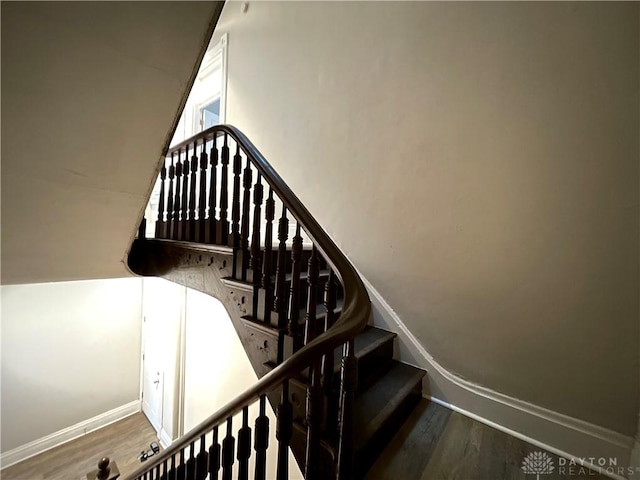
xmin=125 ymin=125 xmax=371 ymax=479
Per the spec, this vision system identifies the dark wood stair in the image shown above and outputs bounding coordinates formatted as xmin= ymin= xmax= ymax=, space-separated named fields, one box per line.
xmin=126 ymin=125 xmax=426 ymax=480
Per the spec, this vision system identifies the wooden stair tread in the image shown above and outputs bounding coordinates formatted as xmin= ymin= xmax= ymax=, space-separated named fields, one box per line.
xmin=333 ymin=326 xmax=396 ymax=373
xmin=150 ymin=238 xmax=234 ymax=255
xmin=221 ymin=269 xmax=332 ymax=290
xmin=239 ymin=298 xmax=346 ymax=332
xmin=354 ymin=362 xmax=425 ymax=451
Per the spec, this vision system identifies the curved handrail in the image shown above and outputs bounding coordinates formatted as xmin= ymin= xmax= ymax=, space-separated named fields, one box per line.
xmin=125 ymin=125 xmax=371 ymax=479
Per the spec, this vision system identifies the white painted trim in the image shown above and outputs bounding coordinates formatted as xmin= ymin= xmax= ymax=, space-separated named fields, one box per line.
xmin=359 ymin=273 xmax=635 ymax=480
xmin=158 ymin=428 xmax=173 ymax=450
xmin=0 ymin=400 xmax=141 ymax=470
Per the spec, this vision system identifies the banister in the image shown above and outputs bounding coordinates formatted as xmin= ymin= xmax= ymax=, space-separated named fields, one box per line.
xmin=125 ymin=125 xmax=371 ymax=480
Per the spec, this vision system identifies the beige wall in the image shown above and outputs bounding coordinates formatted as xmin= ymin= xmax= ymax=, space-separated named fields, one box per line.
xmin=1 ymin=278 xmax=143 ymax=452
xmin=1 ymin=1 xmax=219 ymax=285
xmin=214 ymin=1 xmax=639 ymax=435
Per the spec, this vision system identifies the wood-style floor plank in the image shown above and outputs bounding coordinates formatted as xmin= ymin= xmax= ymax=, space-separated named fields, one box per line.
xmin=1 ymin=413 xmax=158 ymax=480
xmin=365 ymin=399 xmax=610 ymax=480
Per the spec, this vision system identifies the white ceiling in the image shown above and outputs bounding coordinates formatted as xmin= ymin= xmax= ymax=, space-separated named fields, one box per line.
xmin=1 ymin=2 xmax=221 ymax=284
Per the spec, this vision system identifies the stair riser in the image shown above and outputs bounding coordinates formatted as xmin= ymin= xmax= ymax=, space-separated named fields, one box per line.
xmin=356 ymin=382 xmax=423 ymax=478
xmin=255 ymin=281 xmax=343 ymax=327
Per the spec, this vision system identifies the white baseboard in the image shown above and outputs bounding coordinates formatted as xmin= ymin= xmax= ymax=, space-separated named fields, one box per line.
xmin=0 ymin=400 xmax=141 ymax=470
xmin=360 ymin=274 xmax=636 ymax=480
xmin=158 ymin=428 xmax=173 ymax=449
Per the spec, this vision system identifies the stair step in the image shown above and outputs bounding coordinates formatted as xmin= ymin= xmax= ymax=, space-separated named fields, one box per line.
xmin=354 ymin=362 xmax=426 ymax=477
xmin=332 ymin=326 xmax=396 ymax=378
xmin=262 ymin=325 xmax=394 ymax=373
xmin=240 ymin=298 xmax=346 ymax=334
xmin=221 ymin=269 xmax=333 ymax=290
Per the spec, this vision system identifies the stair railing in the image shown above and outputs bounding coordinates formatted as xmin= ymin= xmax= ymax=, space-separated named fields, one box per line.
xmin=126 ymin=125 xmax=371 ymax=480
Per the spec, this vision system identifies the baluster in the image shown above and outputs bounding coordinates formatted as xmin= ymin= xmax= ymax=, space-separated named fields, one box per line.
xmin=237 ymin=406 xmax=252 ymax=480
xmin=138 ymin=217 xmax=147 ymax=239
xmin=250 ymin=173 xmax=263 ymax=318
xmin=173 ymin=152 xmax=182 ymax=240
xmin=166 ymin=154 xmax=175 ymax=240
xmin=155 ymin=159 xmax=167 ymax=238
xmin=181 ymin=147 xmax=190 ymax=241
xmin=186 ymin=441 xmax=196 ymax=480
xmin=261 ymin=188 xmax=275 ymax=324
xmin=188 ymin=141 xmax=198 ymax=242
xmin=240 ymin=158 xmax=253 ymax=281
xmin=322 ymin=270 xmax=338 ymax=434
xmin=305 ymin=246 xmax=320 ymax=345
xmin=208 ymin=426 xmax=221 ymax=480
xmin=168 ymin=455 xmax=176 ymax=480
xmin=231 ymin=143 xmax=242 ymax=274
xmin=218 ymin=133 xmax=230 ymax=245
xmin=221 ymin=417 xmax=235 ymax=480
xmin=198 ymin=139 xmax=208 ymax=243
xmin=304 ymin=246 xmax=323 ymax=479
xmin=285 ymin=223 xmax=303 ymax=358
xmin=195 ymin=433 xmax=209 ymax=480
xmin=176 ymin=449 xmax=186 ymax=480
xmin=208 ymin=135 xmax=219 ymax=243
xmin=273 ymin=205 xmax=289 ymax=364
xmin=161 ymin=459 xmax=169 ymax=480
xmin=276 ymin=381 xmax=293 ymax=480
xmin=254 ymin=395 xmax=269 ymax=480
xmin=336 ymin=339 xmax=357 ymax=480
xmin=155 ymin=463 xmax=161 ymax=480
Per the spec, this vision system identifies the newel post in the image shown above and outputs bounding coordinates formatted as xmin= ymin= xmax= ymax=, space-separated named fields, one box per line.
xmin=86 ymin=457 xmax=120 ymax=480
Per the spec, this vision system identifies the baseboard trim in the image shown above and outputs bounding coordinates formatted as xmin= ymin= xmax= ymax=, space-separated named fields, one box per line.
xmin=360 ymin=274 xmax=635 ymax=480
xmin=158 ymin=428 xmax=173 ymax=449
xmin=0 ymin=400 xmax=141 ymax=470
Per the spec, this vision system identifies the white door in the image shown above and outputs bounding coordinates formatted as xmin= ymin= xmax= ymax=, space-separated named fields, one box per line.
xmin=141 ymin=278 xmax=184 ymax=436
xmin=142 ymin=317 xmax=164 ymax=432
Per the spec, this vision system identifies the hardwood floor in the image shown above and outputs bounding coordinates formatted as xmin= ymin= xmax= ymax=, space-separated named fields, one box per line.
xmin=1 ymin=403 xmax=611 ymax=480
xmin=1 ymin=413 xmax=158 ymax=480
xmin=365 ymin=399 xmax=609 ymax=480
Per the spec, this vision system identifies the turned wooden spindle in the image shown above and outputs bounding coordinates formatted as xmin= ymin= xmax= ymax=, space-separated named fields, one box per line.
xmin=253 ymin=395 xmax=269 ymax=480
xmin=237 ymin=406 xmax=252 ymax=480
xmin=189 ymin=141 xmax=198 ymax=241
xmin=208 ymin=426 xmax=221 ymax=480
xmin=240 ymin=158 xmax=253 ymax=281
xmin=261 ymin=188 xmax=275 ymax=324
xmin=250 ymin=173 xmax=263 ymax=317
xmin=322 ymin=269 xmax=338 ymax=434
xmin=337 ymin=339 xmax=358 ymax=480
xmin=231 ymin=143 xmax=242 ymax=261
xmin=166 ymin=154 xmax=175 ymax=240
xmin=160 ymin=458 xmax=168 ymax=480
xmin=221 ymin=418 xmax=235 ymax=480
xmin=208 ymin=135 xmax=219 ymax=244
xmin=285 ymin=223 xmax=303 ymax=358
xmin=181 ymin=149 xmax=190 ymax=241
xmin=276 ymin=381 xmax=293 ymax=480
xmin=195 ymin=433 xmax=209 ymax=480
xmin=304 ymin=245 xmax=320 ymax=345
xmin=176 ymin=449 xmax=186 ymax=480
xmin=172 ymin=152 xmax=183 ymax=240
xmin=218 ymin=133 xmax=230 ymax=245
xmin=305 ymin=360 xmax=323 ymax=480
xmin=186 ymin=441 xmax=196 ymax=480
xmin=273 ymin=205 xmax=289 ymax=364
xmin=197 ymin=139 xmax=208 ymax=242
xmin=155 ymin=160 xmax=167 ymax=238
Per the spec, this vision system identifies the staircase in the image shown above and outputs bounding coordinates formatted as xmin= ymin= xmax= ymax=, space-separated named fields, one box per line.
xmin=126 ymin=125 xmax=426 ymax=480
